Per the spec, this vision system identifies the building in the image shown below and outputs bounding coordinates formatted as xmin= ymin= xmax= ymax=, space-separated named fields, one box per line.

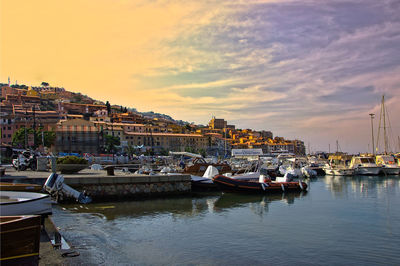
xmin=54 ymin=119 xmax=101 ymax=154
xmin=1 ymin=110 xmax=59 ymax=146
xmin=208 ymin=117 xmax=227 ymax=130
xmin=123 ymin=132 xmax=207 ymax=153
xmin=58 ymin=102 xmax=106 ymax=114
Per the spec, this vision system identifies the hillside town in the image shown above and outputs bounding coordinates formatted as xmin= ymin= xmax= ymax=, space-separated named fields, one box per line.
xmin=0 ymin=82 xmax=305 ymax=160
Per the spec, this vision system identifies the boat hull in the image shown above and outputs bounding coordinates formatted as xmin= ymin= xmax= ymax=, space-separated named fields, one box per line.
xmin=324 ymin=168 xmax=354 ymax=176
xmin=0 ymin=182 xmax=42 ymax=192
xmin=212 ymin=175 xmax=307 ymax=194
xmin=354 ymin=167 xmax=381 ymax=175
xmin=0 ymin=191 xmax=52 ymax=216
xmin=380 ymin=167 xmax=400 ymax=175
xmin=0 ymin=215 xmax=41 ymax=265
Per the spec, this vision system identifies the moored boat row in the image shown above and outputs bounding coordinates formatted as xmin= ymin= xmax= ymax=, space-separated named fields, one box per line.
xmin=323 ymin=154 xmax=400 ymax=176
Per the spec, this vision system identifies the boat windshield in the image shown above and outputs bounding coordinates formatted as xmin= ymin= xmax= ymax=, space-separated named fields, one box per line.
xmin=360 ymin=158 xmax=374 ymax=164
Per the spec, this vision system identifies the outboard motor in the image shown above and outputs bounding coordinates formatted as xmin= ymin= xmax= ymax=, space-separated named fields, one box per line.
xmin=44 ymin=173 xmax=92 ymax=204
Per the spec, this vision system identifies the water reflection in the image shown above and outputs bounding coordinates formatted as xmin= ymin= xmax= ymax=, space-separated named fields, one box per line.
xmin=214 ymin=192 xmax=306 ymax=216
xmin=53 ymin=177 xmax=400 ymax=266
xmin=324 ymin=175 xmax=400 ymax=199
xmin=61 ymin=191 xmax=307 ymax=220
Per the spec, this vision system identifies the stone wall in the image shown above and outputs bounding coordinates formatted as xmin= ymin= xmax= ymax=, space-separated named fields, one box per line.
xmin=58 ymin=174 xmax=191 ymax=202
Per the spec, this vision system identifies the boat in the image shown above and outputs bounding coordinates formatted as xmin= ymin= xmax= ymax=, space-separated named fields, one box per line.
xmin=191 ymin=165 xmax=220 ymax=191
xmin=0 ymin=182 xmax=42 ymax=192
xmin=191 ymin=164 xmax=262 ymax=191
xmin=323 ymin=154 xmax=355 ymax=176
xmin=184 ymin=158 xmax=231 ymax=176
xmin=0 ymin=191 xmax=52 ymax=216
xmin=307 ymin=156 xmax=327 ymax=175
xmin=212 ymin=175 xmax=307 ymax=194
xmin=375 ymin=155 xmax=400 ymax=175
xmin=192 ymin=162 xmax=268 ymax=191
xmin=349 ymin=156 xmax=381 ymax=175
xmin=277 ymin=157 xmax=317 ymax=180
xmin=0 ymin=215 xmax=41 ymax=265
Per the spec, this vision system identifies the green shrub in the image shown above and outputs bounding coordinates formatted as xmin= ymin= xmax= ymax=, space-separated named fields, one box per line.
xmin=57 ymin=156 xmax=88 ymax=165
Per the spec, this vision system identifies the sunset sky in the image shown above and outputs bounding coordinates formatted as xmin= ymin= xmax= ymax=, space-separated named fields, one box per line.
xmin=1 ymin=0 xmax=400 ymax=153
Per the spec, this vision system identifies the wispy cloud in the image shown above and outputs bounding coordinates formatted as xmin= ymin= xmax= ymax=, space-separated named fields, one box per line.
xmin=1 ymin=0 xmax=399 ymax=152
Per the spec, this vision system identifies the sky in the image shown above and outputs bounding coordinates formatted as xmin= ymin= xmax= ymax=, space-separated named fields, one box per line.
xmin=1 ymin=0 xmax=400 ymax=154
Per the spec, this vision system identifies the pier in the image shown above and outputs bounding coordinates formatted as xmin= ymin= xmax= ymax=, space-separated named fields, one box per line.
xmin=1 ymin=168 xmax=192 ymax=202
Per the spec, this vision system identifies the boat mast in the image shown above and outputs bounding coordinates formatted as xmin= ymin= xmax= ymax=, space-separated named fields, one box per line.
xmin=398 ymin=136 xmax=400 ymax=153
xmin=382 ymin=95 xmax=388 ymax=154
xmin=376 ymin=95 xmax=389 ymax=154
xmin=224 ymin=127 xmax=226 ymax=159
xmin=369 ymin=113 xmax=375 ymax=155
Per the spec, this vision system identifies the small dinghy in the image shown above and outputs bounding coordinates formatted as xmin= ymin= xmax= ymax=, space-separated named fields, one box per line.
xmin=0 ymin=215 xmax=41 ymax=265
xmin=212 ymin=175 xmax=307 ymax=194
xmin=0 ymin=191 xmax=52 ymax=216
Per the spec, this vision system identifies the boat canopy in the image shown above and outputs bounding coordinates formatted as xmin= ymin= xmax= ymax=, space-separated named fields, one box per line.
xmin=168 ymin=151 xmax=203 ymax=158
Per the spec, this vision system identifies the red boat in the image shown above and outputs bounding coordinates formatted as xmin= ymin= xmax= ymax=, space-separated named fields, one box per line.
xmin=212 ymin=175 xmax=307 ymax=193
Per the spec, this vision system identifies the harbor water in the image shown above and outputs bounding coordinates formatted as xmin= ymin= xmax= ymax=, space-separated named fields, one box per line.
xmin=52 ymin=175 xmax=400 ymax=265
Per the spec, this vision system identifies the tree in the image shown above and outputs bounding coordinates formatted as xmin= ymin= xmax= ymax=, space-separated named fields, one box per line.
xmin=41 ymin=130 xmax=56 ymax=147
xmin=159 ymin=148 xmax=169 ymax=156
xmin=198 ymin=148 xmax=206 ymax=157
xmin=106 ymin=101 xmax=111 ymax=114
xmin=185 ymin=146 xmax=196 ymax=153
xmin=41 ymin=82 xmax=49 ymax=87
xmin=12 ymin=127 xmax=56 ymax=148
xmin=12 ymin=127 xmax=33 ymax=148
xmin=104 ymin=134 xmax=120 ymax=154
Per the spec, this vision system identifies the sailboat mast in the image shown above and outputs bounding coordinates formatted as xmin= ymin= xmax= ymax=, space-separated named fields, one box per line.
xmin=398 ymin=136 xmax=400 ymax=153
xmin=382 ymin=95 xmax=388 ymax=154
xmin=369 ymin=113 xmax=375 ymax=155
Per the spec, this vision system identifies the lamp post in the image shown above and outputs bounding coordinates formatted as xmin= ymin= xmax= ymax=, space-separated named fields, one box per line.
xmin=369 ymin=113 xmax=375 ymax=155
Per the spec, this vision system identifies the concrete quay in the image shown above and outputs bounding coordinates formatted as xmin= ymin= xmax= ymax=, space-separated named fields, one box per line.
xmin=1 ymin=167 xmax=192 ymax=202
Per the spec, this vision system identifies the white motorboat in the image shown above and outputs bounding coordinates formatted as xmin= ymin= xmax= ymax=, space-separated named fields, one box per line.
xmin=278 ymin=158 xmax=311 ymax=180
xmin=323 ymin=154 xmax=354 ymax=176
xmin=0 ymin=191 xmax=52 ymax=216
xmin=324 ymin=166 xmax=355 ymax=176
xmin=350 ymin=156 xmax=381 ymax=175
xmin=375 ymin=155 xmax=400 ymax=175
